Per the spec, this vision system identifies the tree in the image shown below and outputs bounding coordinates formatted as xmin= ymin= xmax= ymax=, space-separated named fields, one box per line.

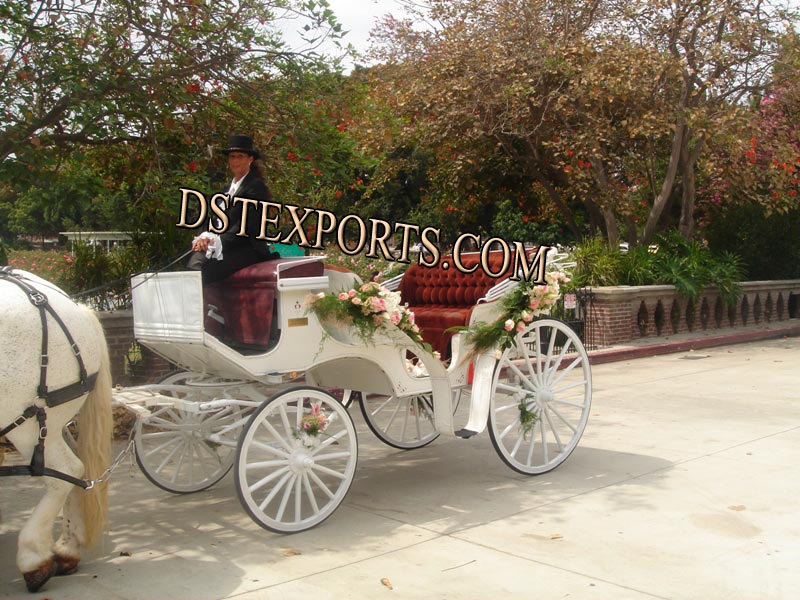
xmin=0 ymin=0 xmax=343 ymax=163
xmin=365 ymin=0 xmax=794 ymax=245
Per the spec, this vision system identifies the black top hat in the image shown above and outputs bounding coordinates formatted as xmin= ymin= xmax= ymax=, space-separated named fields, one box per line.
xmin=221 ymin=135 xmax=261 ymax=160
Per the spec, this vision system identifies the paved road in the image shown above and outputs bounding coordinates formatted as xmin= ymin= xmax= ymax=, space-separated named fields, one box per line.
xmin=2 ymin=337 xmax=798 ymax=599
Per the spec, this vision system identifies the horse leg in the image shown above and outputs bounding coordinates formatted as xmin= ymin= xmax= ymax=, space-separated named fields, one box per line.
xmin=9 ymin=424 xmax=85 ymax=592
xmin=52 ymin=427 xmax=86 ymax=576
xmin=52 ymin=486 xmax=84 ymax=576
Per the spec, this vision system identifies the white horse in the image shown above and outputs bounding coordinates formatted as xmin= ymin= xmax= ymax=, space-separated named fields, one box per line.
xmin=0 ymin=269 xmax=112 ymax=592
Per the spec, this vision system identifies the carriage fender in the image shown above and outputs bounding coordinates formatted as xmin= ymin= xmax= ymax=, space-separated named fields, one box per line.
xmin=459 ymin=351 xmax=497 ymax=435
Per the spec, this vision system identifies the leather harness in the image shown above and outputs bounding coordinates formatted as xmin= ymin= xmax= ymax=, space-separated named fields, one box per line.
xmin=0 ymin=267 xmax=99 ymax=489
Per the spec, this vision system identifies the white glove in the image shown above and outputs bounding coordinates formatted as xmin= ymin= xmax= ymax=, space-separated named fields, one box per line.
xmin=192 ymin=232 xmax=224 ymax=261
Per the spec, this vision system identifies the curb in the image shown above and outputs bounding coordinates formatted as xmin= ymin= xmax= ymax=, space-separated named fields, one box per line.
xmin=588 ymin=323 xmax=800 ymax=365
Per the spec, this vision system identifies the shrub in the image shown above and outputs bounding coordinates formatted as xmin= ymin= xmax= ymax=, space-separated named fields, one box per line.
xmin=569 ymin=237 xmax=621 ymax=287
xmin=6 ymin=249 xmax=73 ymax=289
xmin=569 ymin=231 xmax=744 ymax=305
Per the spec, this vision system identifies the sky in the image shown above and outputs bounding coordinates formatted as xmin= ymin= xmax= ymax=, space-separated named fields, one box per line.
xmin=278 ymin=0 xmax=407 ymax=70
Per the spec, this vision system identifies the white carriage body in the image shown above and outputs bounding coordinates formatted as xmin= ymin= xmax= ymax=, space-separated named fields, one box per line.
xmin=121 ymin=251 xmax=591 ymax=533
xmin=130 ymin=257 xmax=503 ymax=436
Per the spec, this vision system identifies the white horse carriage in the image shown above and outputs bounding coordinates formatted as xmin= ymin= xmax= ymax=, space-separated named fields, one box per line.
xmin=116 ymin=250 xmax=592 ymax=534
xmin=1 ymin=250 xmax=591 ymax=591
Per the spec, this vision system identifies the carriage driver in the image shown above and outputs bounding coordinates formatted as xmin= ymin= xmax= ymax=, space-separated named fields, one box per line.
xmin=187 ymin=135 xmax=280 ymax=283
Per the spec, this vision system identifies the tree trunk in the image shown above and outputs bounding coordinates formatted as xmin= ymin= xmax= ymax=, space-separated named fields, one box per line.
xmin=642 ymin=119 xmax=687 ymax=245
xmin=679 ymin=132 xmax=704 ymax=240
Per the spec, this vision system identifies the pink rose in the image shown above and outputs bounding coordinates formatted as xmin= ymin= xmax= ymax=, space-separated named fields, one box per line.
xmin=504 ymin=319 xmax=515 ymax=331
xmin=348 ymin=289 xmax=356 ymax=297
xmin=351 ymin=297 xmax=362 ymax=305
xmin=516 ymin=321 xmax=526 ymax=332
xmin=522 ymin=312 xmax=533 ymax=323
xmin=338 ymin=292 xmax=349 ymax=300
xmin=529 ymin=298 xmax=540 ymax=310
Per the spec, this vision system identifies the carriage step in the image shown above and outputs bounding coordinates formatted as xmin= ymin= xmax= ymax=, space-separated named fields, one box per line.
xmin=455 ymin=428 xmax=478 ymax=439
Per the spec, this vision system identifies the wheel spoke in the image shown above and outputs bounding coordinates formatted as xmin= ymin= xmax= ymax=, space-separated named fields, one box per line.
xmin=544 ymin=342 xmax=573 ymax=386
xmin=505 ymin=359 xmax=538 ymax=393
xmin=313 ymin=451 xmax=351 ymax=462
xmin=550 ymin=397 xmax=586 ymax=409
xmin=312 ymin=428 xmax=348 ymax=455
xmin=141 ymin=433 xmax=181 ymax=458
xmin=294 ymin=476 xmax=303 ymax=524
xmin=260 ymin=419 xmax=294 ymax=453
xmin=249 ymin=465 xmax=290 ymax=494
xmin=248 ymin=439 xmax=290 ymax=459
xmin=302 ymin=473 xmax=320 ymax=514
xmin=552 ymin=379 xmax=588 ymax=394
xmin=169 ymin=443 xmax=188 ymax=483
xmin=155 ymin=437 xmax=184 ymax=473
xmin=308 ymin=469 xmax=335 ymax=500
xmin=547 ymin=403 xmax=579 ymax=433
xmin=543 ymin=406 xmax=565 ymax=452
xmin=278 ymin=404 xmax=294 ymax=440
xmin=246 ymin=459 xmax=289 ymax=470
xmin=549 ymin=356 xmax=583 ymax=389
xmin=539 ymin=417 xmax=548 ymax=464
xmin=498 ymin=415 xmax=521 ymax=441
xmin=275 ymin=474 xmax=297 ymax=522
xmin=258 ymin=470 xmax=293 ymax=510
xmin=311 ymin=463 xmax=347 ymax=480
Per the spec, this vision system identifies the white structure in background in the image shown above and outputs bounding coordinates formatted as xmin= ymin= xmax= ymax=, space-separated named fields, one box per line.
xmin=60 ymin=231 xmax=133 ymax=253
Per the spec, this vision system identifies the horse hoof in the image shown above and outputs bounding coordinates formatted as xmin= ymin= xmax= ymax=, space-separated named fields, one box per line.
xmin=23 ymin=559 xmax=56 ymax=593
xmin=54 ymin=553 xmax=80 ymax=576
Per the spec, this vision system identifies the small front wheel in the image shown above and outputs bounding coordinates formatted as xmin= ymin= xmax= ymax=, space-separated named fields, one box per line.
xmin=359 ymin=392 xmax=439 ymax=450
xmin=235 ymin=387 xmax=358 ymax=533
xmin=488 ymin=319 xmax=592 ymax=475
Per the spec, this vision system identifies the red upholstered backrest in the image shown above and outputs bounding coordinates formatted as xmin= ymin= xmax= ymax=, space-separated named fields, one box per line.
xmin=203 ymin=258 xmax=324 ymax=347
xmin=399 ymin=253 xmax=514 ymax=307
xmin=223 ymin=258 xmax=324 ymax=284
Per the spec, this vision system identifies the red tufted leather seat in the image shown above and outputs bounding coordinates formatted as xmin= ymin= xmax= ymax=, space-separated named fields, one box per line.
xmin=203 ymin=258 xmax=323 ymax=348
xmin=399 ymin=253 xmax=515 ymax=357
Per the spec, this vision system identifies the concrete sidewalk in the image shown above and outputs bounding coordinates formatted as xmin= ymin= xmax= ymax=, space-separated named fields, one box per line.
xmin=2 ymin=337 xmax=799 ymax=599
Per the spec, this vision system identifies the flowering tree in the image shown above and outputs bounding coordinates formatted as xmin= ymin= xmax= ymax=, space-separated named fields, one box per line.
xmin=365 ymin=0 xmax=794 ymax=244
xmin=0 ymin=0 xmax=343 ymax=162
xmin=0 ymin=0 xmax=351 ymax=249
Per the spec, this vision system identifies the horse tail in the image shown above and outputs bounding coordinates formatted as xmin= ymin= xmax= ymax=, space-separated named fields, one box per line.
xmin=76 ymin=309 xmax=113 ymax=546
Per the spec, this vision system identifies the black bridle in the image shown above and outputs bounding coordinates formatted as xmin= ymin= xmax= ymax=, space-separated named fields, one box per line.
xmin=0 ymin=267 xmax=99 ymax=488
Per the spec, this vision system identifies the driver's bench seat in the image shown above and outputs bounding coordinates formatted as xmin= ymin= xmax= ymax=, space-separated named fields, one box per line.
xmin=202 ymin=258 xmax=324 ymax=351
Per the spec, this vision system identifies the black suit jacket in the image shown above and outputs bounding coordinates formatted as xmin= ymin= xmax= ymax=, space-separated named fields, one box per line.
xmin=216 ymin=171 xmax=275 ymax=261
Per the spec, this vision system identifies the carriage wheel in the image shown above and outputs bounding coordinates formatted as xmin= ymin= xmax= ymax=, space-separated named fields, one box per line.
xmin=359 ymin=392 xmax=440 ymax=450
xmin=134 ymin=371 xmax=248 ymax=494
xmin=488 ymin=319 xmax=592 ymax=475
xmin=235 ymin=387 xmax=358 ymax=533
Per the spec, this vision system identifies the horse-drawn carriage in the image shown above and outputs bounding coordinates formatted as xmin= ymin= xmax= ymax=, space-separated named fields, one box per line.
xmin=117 ymin=250 xmax=592 ymax=533
xmin=1 ymin=250 xmax=590 ymax=590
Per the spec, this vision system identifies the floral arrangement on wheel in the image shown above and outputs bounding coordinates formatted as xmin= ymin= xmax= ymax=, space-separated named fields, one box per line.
xmin=464 ymin=269 xmax=571 ymax=356
xmin=305 ymin=282 xmax=430 ymax=351
xmin=294 ymin=403 xmax=330 ymax=448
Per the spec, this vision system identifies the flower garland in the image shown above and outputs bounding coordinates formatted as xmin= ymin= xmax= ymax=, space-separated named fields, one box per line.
xmin=305 ymin=282 xmax=430 ymax=350
xmin=464 ymin=270 xmax=571 ymax=356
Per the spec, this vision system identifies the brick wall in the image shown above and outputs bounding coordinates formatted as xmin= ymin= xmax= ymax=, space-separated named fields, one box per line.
xmin=589 ymin=280 xmax=800 ymax=346
xmin=96 ymin=310 xmax=174 ymax=386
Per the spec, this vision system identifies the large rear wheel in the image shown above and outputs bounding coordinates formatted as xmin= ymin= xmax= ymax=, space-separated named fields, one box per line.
xmin=488 ymin=319 xmax=591 ymax=475
xmin=134 ymin=372 xmax=252 ymax=493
